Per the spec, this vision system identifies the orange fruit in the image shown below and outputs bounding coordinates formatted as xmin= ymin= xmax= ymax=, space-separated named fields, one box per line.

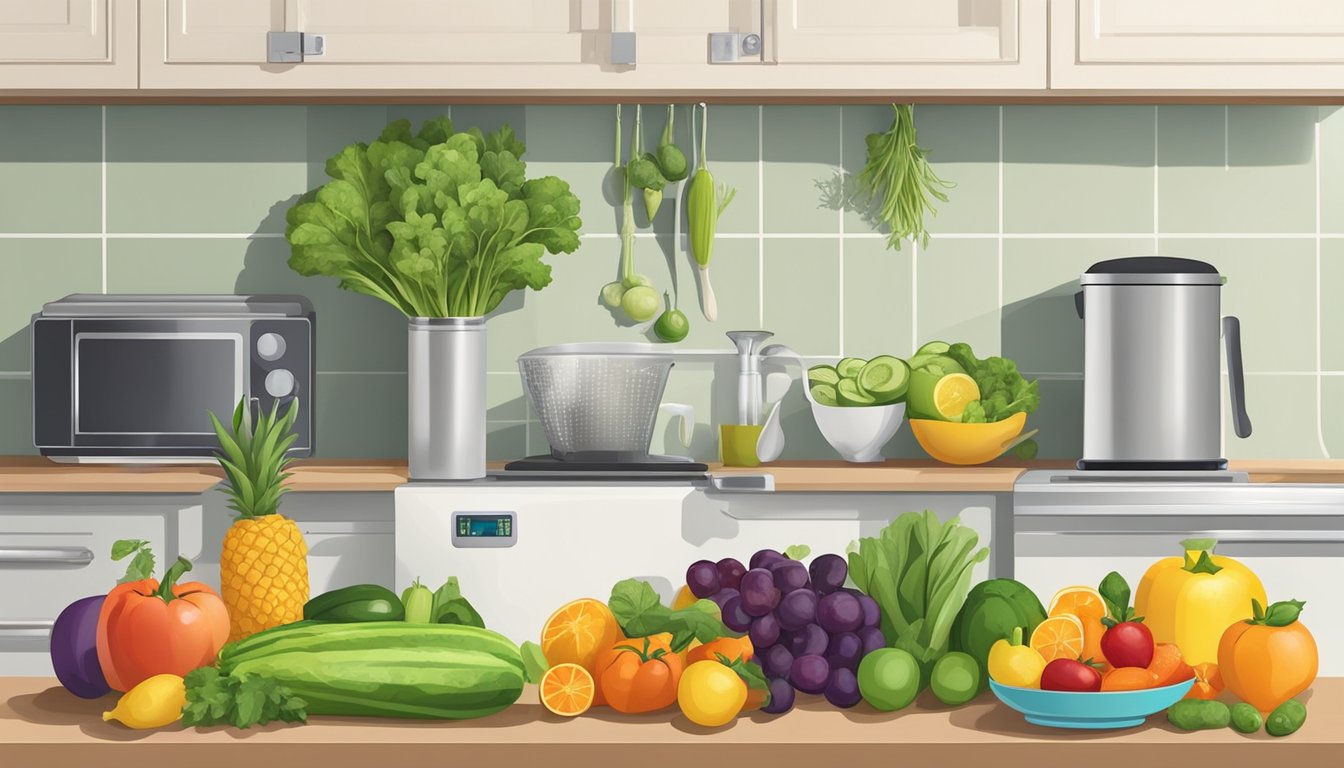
xmin=1101 ymin=666 xmax=1160 ymax=692
xmin=1029 ymin=614 xmax=1086 ymax=663
xmin=540 ymin=663 xmax=595 ymax=717
xmin=672 ymin=585 xmax=698 ymax=610
xmin=1147 ymin=643 xmax=1194 ymax=687
xmin=541 ymin=598 xmax=621 ymax=675
xmin=1185 ymin=662 xmax=1225 ymax=701
xmin=1048 ymin=586 xmax=1109 ymax=665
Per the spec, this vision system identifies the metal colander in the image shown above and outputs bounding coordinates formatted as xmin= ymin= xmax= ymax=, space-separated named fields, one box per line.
xmin=518 ymin=343 xmax=674 ymax=461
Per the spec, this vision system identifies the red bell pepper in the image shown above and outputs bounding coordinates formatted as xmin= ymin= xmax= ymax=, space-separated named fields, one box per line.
xmin=96 ymin=556 xmax=230 ymax=692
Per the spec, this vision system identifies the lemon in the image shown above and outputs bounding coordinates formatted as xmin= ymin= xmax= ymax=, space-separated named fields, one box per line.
xmin=103 ymin=673 xmax=186 ymax=729
xmin=933 ymin=373 xmax=980 ymax=421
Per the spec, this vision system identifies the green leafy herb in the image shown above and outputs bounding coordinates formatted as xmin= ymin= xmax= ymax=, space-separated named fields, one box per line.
xmin=286 ymin=117 xmax=582 ymax=318
xmin=111 ymin=539 xmax=156 ymax=584
xmin=1249 ymin=598 xmax=1306 ymax=627
xmin=856 ymin=104 xmax=954 ymax=250
xmin=519 ymin=641 xmax=549 ymax=685
xmin=430 ymin=576 xmax=485 ymax=628
xmin=182 ymin=666 xmax=306 ymax=729
xmin=784 ymin=544 xmax=812 ymax=560
xmin=847 ymin=511 xmax=989 ymax=668
xmin=608 ymin=578 xmax=732 ymax=651
xmin=1099 ymin=571 xmax=1143 ymax=626
xmin=946 ymin=342 xmax=1041 ymax=424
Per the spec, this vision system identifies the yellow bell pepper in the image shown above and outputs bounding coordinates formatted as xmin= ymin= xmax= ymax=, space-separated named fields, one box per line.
xmin=987 ymin=627 xmax=1046 ymax=688
xmin=1135 ymin=539 xmax=1266 ymax=665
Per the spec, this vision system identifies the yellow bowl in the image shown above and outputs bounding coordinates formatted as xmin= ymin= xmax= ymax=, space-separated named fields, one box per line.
xmin=909 ymin=411 xmax=1028 ymax=465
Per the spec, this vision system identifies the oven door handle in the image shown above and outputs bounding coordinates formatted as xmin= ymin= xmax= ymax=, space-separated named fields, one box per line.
xmin=0 ymin=546 xmax=95 ymax=566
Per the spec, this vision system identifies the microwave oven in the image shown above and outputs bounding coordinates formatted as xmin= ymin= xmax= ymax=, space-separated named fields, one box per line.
xmin=31 ymin=294 xmax=315 ymax=462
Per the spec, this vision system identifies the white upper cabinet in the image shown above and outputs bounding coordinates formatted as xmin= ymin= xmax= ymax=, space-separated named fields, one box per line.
xmin=771 ymin=0 xmax=1046 ymax=89
xmin=139 ymin=0 xmax=1046 ymax=93
xmin=0 ymin=0 xmax=137 ymax=88
xmin=1052 ymin=0 xmax=1344 ymax=90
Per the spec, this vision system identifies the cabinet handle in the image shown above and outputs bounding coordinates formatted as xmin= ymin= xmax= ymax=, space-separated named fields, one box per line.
xmin=0 ymin=546 xmax=94 ymax=566
xmin=0 ymin=620 xmax=55 ymax=637
xmin=1022 ymin=531 xmax=1344 ymax=544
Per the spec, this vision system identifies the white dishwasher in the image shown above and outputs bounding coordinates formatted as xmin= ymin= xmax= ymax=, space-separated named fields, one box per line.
xmin=1013 ymin=470 xmax=1344 ymax=675
xmin=395 ymin=475 xmax=1008 ymax=646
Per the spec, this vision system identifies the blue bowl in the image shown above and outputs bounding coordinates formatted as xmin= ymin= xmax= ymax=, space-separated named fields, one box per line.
xmin=989 ymin=678 xmax=1196 ymax=729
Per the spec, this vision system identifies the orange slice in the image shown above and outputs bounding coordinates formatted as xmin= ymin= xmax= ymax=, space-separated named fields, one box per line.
xmin=540 ymin=663 xmax=595 ymax=717
xmin=541 ymin=598 xmax=620 ymax=675
xmin=1048 ymin=586 xmax=1108 ymax=665
xmin=1029 ymin=614 xmax=1086 ymax=663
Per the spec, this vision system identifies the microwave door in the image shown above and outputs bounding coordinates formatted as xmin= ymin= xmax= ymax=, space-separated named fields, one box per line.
xmin=73 ymin=331 xmax=245 ymax=449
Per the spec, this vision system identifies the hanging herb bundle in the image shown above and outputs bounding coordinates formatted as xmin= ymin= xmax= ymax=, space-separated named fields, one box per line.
xmin=856 ymin=104 xmax=954 ymax=250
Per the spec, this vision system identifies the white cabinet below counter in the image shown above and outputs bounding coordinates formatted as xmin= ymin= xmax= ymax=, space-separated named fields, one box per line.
xmin=0 ymin=493 xmax=203 ymax=676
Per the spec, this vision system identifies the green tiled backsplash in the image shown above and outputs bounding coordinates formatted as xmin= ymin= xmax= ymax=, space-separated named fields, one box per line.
xmin=1 ymin=104 xmax=1340 ymax=460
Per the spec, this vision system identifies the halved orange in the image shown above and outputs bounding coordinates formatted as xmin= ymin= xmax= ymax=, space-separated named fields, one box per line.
xmin=541 ymin=598 xmax=620 ymax=674
xmin=1048 ymin=586 xmax=1108 ymax=665
xmin=540 ymin=663 xmax=595 ymax=717
xmin=1029 ymin=614 xmax=1086 ymax=663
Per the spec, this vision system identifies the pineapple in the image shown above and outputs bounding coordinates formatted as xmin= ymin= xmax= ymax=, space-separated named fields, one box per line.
xmin=210 ymin=398 xmax=309 ymax=642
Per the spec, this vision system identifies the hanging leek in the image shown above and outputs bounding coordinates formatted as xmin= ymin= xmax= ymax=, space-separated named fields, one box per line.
xmin=687 ymin=103 xmax=735 ymax=322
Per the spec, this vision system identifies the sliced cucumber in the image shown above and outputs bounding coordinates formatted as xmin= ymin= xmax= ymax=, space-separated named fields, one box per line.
xmin=907 ymin=353 xmax=936 ymax=370
xmin=922 ymin=355 xmax=966 ymax=376
xmin=808 ymin=364 xmax=840 ymax=387
xmin=915 ymin=340 xmax=951 ymax=356
xmin=836 ymin=378 xmax=877 ymax=406
xmin=857 ymin=356 xmax=910 ymax=403
xmin=835 ymin=358 xmax=867 ymax=379
xmin=810 ymin=383 xmax=839 ymax=407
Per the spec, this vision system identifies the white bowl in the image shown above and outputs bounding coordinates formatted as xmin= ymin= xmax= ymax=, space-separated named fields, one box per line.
xmin=803 ymin=384 xmax=906 ymax=463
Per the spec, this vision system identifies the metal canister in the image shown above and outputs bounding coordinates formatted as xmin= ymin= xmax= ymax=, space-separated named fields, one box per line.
xmin=408 ymin=317 xmax=485 ymax=480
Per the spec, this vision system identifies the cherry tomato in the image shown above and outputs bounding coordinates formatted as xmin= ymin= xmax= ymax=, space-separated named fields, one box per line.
xmin=1101 ymin=621 xmax=1154 ymax=669
xmin=1040 ymin=658 xmax=1103 ymax=692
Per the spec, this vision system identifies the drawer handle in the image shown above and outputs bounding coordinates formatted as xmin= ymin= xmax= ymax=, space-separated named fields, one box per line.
xmin=1021 ymin=531 xmax=1344 ymax=544
xmin=0 ymin=620 xmax=55 ymax=637
xmin=0 ymin=546 xmax=95 ymax=566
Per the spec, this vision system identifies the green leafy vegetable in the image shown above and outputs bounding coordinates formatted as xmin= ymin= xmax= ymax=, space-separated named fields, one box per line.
xmin=716 ymin=652 xmax=770 ymax=708
xmin=608 ymin=578 xmax=732 ymax=651
xmin=111 ymin=539 xmax=155 ymax=584
xmin=848 ymin=511 xmax=989 ymax=677
xmin=1099 ymin=571 xmax=1142 ymax=626
xmin=286 ymin=117 xmax=582 ymax=318
xmin=856 ymin=104 xmax=953 ymax=250
xmin=182 ymin=666 xmax=307 ymax=729
xmin=430 ymin=576 xmax=485 ymax=628
xmin=946 ymin=342 xmax=1041 ymax=424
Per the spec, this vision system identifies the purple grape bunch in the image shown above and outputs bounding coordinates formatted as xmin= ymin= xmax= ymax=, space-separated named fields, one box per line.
xmin=683 ymin=549 xmax=885 ymax=715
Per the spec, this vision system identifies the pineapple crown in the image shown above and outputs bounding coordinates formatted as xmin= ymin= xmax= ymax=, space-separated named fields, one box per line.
xmin=209 ymin=397 xmax=300 ymax=519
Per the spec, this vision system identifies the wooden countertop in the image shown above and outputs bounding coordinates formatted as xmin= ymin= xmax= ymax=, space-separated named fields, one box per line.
xmin=3 ymin=457 xmax=1344 ymax=494
xmin=1 ymin=677 xmax=1337 ymax=767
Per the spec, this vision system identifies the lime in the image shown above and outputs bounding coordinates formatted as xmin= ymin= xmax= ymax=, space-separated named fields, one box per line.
xmin=930 ymin=651 xmax=981 ymax=706
xmin=857 ymin=648 xmax=921 ymax=711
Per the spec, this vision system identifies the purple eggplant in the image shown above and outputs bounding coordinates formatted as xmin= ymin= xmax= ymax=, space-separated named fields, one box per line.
xmin=50 ymin=595 xmax=110 ymax=698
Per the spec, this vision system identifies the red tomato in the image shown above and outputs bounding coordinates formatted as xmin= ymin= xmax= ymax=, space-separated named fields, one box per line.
xmin=1040 ymin=658 xmax=1103 ymax=692
xmin=96 ymin=556 xmax=229 ymax=692
xmin=1101 ymin=621 xmax=1154 ymax=669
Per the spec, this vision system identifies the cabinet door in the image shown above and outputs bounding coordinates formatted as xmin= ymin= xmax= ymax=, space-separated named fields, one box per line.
xmin=770 ymin=0 xmax=1047 ymax=89
xmin=0 ymin=0 xmax=137 ymax=88
xmin=1052 ymin=0 xmax=1344 ymax=90
xmin=142 ymin=0 xmax=608 ymax=89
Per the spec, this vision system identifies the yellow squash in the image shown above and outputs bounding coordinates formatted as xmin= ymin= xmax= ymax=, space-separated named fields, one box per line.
xmin=1134 ymin=539 xmax=1266 ymax=665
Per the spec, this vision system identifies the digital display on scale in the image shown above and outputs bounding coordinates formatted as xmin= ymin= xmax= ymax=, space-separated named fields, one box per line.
xmin=457 ymin=514 xmax=513 ymax=538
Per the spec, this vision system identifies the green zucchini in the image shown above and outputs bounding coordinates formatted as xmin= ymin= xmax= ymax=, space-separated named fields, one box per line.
xmin=228 ymin=645 xmax=525 ymax=720
xmin=915 ymin=340 xmax=950 ymax=356
xmin=857 ymin=356 xmax=910 ymax=403
xmin=219 ymin=621 xmax=522 ymax=675
xmin=837 ymin=378 xmax=877 ymax=406
xmin=808 ymin=364 xmax=840 ymax=387
xmin=303 ymin=584 xmax=403 ymax=623
xmin=835 ymin=357 xmax=867 ymax=379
